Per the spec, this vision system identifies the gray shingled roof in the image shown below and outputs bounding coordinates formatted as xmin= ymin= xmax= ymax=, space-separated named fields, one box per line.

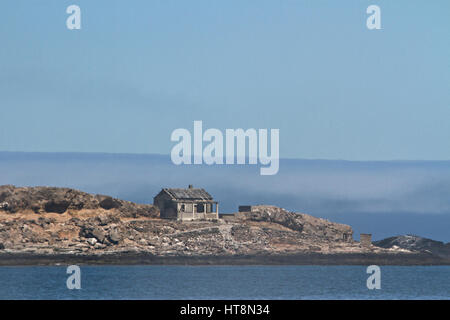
xmin=163 ymin=188 xmax=213 ymax=201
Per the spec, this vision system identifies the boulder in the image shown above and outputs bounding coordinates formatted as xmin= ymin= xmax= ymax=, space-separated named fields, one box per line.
xmin=91 ymin=228 xmax=106 ymax=243
xmin=98 ymin=196 xmax=122 ymax=210
xmin=96 ymin=214 xmax=120 ymax=226
xmin=44 ymin=200 xmax=70 ymax=214
xmin=87 ymin=238 xmax=97 ymax=246
xmin=108 ymin=229 xmax=121 ymax=244
xmin=80 ymin=227 xmax=106 ymax=243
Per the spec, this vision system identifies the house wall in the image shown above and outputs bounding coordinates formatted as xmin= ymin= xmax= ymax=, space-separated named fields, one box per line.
xmin=154 ymin=192 xmax=177 ymax=219
xmin=178 ymin=204 xmax=218 ymax=221
xmin=185 ymin=203 xmax=193 ymax=213
xmin=179 ymin=211 xmax=195 ymax=220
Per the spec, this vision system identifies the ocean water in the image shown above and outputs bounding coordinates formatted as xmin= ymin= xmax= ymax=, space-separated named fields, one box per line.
xmin=0 ymin=265 xmax=448 ymax=300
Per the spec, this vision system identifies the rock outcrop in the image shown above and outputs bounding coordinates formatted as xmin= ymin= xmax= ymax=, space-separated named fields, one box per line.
xmin=234 ymin=205 xmax=353 ymax=242
xmin=0 ymin=185 xmax=158 ymax=218
xmin=0 ymin=185 xmax=431 ymax=264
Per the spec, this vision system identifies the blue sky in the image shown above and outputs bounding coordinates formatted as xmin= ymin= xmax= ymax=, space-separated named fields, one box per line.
xmin=0 ymin=1 xmax=449 ymax=160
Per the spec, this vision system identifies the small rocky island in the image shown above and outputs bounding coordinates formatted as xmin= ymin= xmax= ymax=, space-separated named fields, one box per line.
xmin=0 ymin=185 xmax=448 ymax=265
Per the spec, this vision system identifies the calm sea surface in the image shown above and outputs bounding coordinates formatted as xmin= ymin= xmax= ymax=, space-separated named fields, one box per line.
xmin=0 ymin=266 xmax=448 ymax=300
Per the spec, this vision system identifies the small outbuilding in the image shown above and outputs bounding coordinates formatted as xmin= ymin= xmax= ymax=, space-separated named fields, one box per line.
xmin=360 ymin=233 xmax=372 ymax=248
xmin=153 ymin=185 xmax=219 ymax=221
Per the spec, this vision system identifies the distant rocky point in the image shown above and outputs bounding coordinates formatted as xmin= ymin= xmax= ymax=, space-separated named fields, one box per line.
xmin=0 ymin=185 xmax=448 ymax=265
xmin=374 ymin=235 xmax=450 ymax=258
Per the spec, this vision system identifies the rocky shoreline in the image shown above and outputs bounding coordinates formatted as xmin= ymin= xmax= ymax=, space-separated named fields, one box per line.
xmin=0 ymin=185 xmax=449 ymax=266
xmin=0 ymin=251 xmax=448 ymax=266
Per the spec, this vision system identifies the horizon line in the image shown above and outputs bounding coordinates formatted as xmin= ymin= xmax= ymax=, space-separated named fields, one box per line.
xmin=1 ymin=150 xmax=450 ymax=163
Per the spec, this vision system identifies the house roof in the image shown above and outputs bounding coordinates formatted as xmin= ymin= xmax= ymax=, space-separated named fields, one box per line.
xmin=162 ymin=187 xmax=213 ymax=201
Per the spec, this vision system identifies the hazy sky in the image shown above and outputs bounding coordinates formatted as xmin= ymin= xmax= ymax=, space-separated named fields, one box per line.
xmin=0 ymin=1 xmax=449 ymax=160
